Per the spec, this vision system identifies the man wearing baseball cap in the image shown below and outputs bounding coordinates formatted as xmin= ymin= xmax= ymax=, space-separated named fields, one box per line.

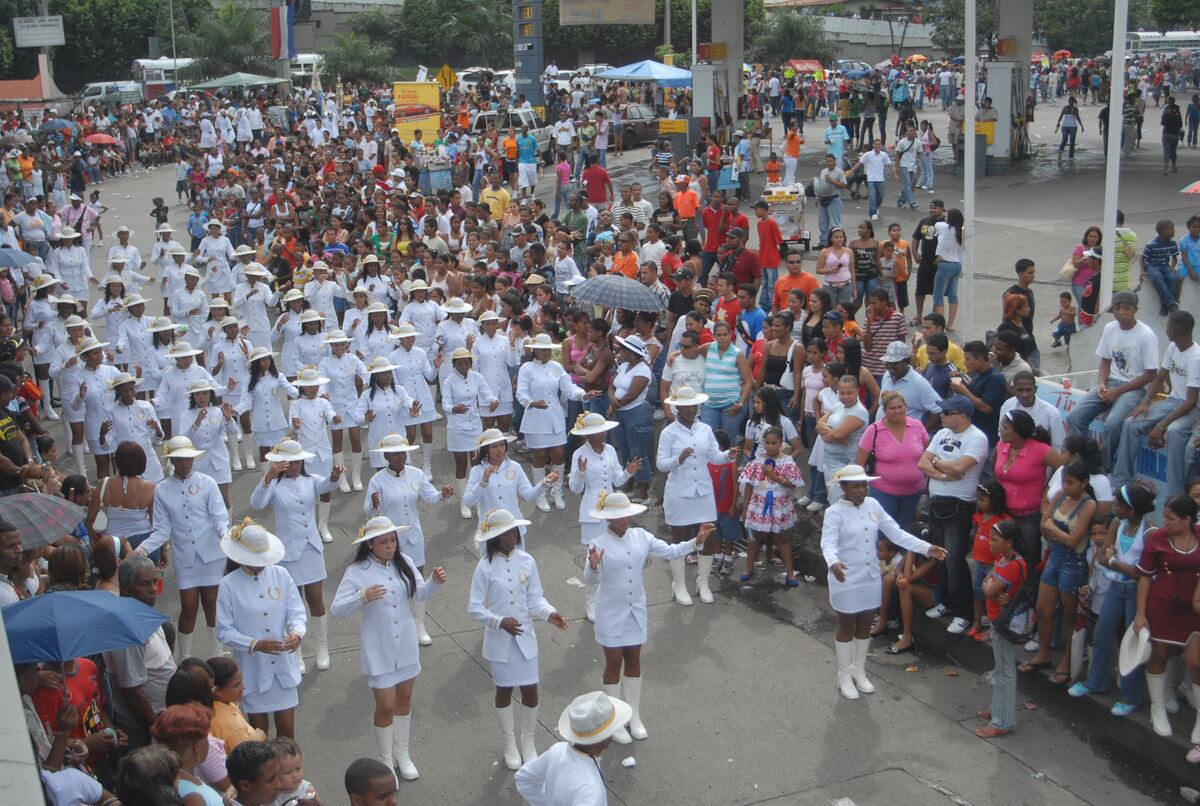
xmin=718 ymin=226 xmax=760 ymax=294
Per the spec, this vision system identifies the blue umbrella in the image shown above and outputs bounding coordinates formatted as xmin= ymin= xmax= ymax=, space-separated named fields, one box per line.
xmin=571 ymin=273 xmax=664 ymax=312
xmin=0 ymin=249 xmax=38 ymax=270
xmin=2 ymin=590 xmax=168 ymax=664
xmin=39 ymin=118 xmax=78 ymax=133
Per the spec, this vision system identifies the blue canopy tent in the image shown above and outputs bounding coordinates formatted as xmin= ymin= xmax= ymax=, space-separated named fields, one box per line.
xmin=594 ymin=60 xmax=692 ymax=88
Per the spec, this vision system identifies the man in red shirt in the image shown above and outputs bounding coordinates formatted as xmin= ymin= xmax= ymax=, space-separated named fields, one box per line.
xmin=699 ymin=190 xmax=728 ymax=282
xmin=754 ymin=200 xmax=784 ymax=311
xmin=723 ymin=195 xmax=750 ymax=235
xmin=719 ymin=227 xmax=760 ymax=293
xmin=580 ymin=155 xmax=612 ymax=206
xmin=712 ymin=270 xmax=741 ymax=328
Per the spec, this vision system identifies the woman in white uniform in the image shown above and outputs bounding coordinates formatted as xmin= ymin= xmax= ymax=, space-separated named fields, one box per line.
xmin=272 ymin=290 xmax=305 ymax=377
xmin=215 ymin=519 xmax=306 ymax=738
xmin=291 ymin=311 xmax=327 ymax=376
xmin=139 ymin=316 xmax=177 ymax=400
xmin=302 ymin=261 xmax=346 ymax=323
xmin=319 ymin=329 xmax=368 ymax=492
xmin=397 ymin=279 xmax=443 ymax=356
xmin=99 ymin=372 xmax=164 ymax=483
xmin=568 ymin=412 xmax=638 ymax=622
xmin=49 ymin=227 xmax=94 ymax=306
xmin=231 ymin=263 xmax=276 ymax=348
xmin=441 ymin=348 xmax=499 ymax=515
xmin=355 ymin=254 xmax=395 ymax=308
xmin=236 ymin=347 xmax=298 ymax=462
xmin=63 ymin=336 xmax=121 ymax=477
xmin=355 ymin=357 xmax=420 ymax=478
xmin=114 ymin=299 xmax=161 ymax=399
xmin=434 ymin=297 xmax=477 ymax=382
xmin=249 ymin=439 xmax=344 ymax=673
xmin=89 ymin=274 xmax=128 ymax=344
xmin=24 ymin=274 xmax=63 ymax=420
xmin=471 ymin=311 xmax=516 ymax=433
xmin=153 ymin=340 xmax=214 ymax=442
xmin=821 ymin=464 xmax=946 ymax=700
xmin=342 ymin=288 xmax=372 ymax=354
xmin=387 ymin=322 xmax=440 ymax=480
xmin=517 ymin=333 xmax=596 ymax=512
xmin=468 ymin=508 xmax=568 ymax=770
xmin=463 ymin=428 xmax=554 ymax=532
xmin=194 ymin=297 xmax=229 ymax=360
xmin=183 ymin=379 xmax=238 ymax=505
xmin=136 ymin=436 xmax=229 ymax=660
xmin=290 ymin=367 xmax=342 ymax=543
xmin=584 ymin=491 xmax=712 ymax=744
xmin=331 ymin=515 xmax=446 ymax=781
xmin=363 ymin=433 xmax=455 ymax=645
xmin=169 ymin=267 xmax=209 ymax=344
xmin=655 ymin=386 xmax=737 ymax=607
xmin=357 ymin=302 xmax=394 ymax=363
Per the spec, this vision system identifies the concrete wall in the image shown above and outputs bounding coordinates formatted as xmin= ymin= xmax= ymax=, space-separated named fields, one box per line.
xmin=815 ymin=16 xmax=948 ymax=64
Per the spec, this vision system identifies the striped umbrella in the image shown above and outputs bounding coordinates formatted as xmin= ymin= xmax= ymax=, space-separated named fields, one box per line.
xmin=0 ymin=493 xmax=85 ymax=549
xmin=571 ymin=273 xmax=665 ymax=313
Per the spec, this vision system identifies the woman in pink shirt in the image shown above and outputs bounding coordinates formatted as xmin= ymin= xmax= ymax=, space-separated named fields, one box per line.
xmin=1068 ymin=226 xmax=1102 ymax=306
xmin=993 ymin=410 xmax=1062 ymax=567
xmin=854 ymin=390 xmax=929 ymax=529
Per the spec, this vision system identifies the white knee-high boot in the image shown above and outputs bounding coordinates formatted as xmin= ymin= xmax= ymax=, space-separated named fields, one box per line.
xmin=317 ymin=500 xmax=334 ymax=543
xmin=421 ymin=442 xmax=433 ymax=480
xmin=229 ymin=430 xmax=243 ymax=471
xmin=835 ymin=640 xmax=859 ymax=700
xmin=176 ymin=629 xmax=194 ymax=661
xmin=411 ymin=598 xmax=432 ymax=646
xmin=38 ymin=380 xmax=58 ymax=420
xmin=550 ymin=463 xmax=566 ymax=509
xmin=455 ymin=478 xmax=471 ymax=519
xmin=533 ymin=467 xmax=550 ymax=511
xmin=696 ymin=555 xmax=714 ymax=603
xmin=243 ymin=439 xmax=257 ymax=469
xmin=72 ymin=442 xmax=86 ymax=475
xmin=333 ymin=451 xmax=350 ymax=492
xmin=393 ymin=714 xmax=419 ymax=779
xmin=313 ymin=614 xmax=329 ymax=670
xmin=668 ymin=558 xmax=693 ymax=606
xmin=1147 ymin=671 xmax=1173 ymax=736
xmin=374 ymin=722 xmax=395 ymax=772
xmin=852 ymin=637 xmax=875 ymax=694
xmin=496 ymin=705 xmax=521 ymax=770
xmin=602 ymin=683 xmax=632 ymax=744
xmin=518 ymin=701 xmax=540 ymax=762
xmin=349 ymin=450 xmax=363 ymax=491
xmin=584 ymin=581 xmax=597 ymax=622
xmin=622 ymin=675 xmax=647 ymax=739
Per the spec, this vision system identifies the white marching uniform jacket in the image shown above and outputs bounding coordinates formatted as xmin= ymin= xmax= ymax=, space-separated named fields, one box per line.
xmin=656 ymin=418 xmax=730 ymax=524
xmin=397 ymin=300 xmax=444 ymax=354
xmin=514 ymin=742 xmax=607 ymax=806
xmin=468 ymin=549 xmax=555 ymax=665
xmin=207 ymin=336 xmax=252 ymax=406
xmin=440 ymin=369 xmax=496 ymax=432
xmin=820 ymin=496 xmax=933 ymax=613
xmin=303 ymin=277 xmax=347 ymax=322
xmin=216 ymin=566 xmax=306 ymax=697
xmin=236 ymin=374 xmax=298 ymax=434
xmin=289 ymin=396 xmax=338 ymax=472
xmin=363 ymin=465 xmax=441 ymax=566
xmin=516 ymin=361 xmax=585 ymax=439
xmin=185 ymin=407 xmax=238 ymax=484
xmin=355 ymin=385 xmax=417 ymax=466
xmin=317 ymin=353 xmax=367 ymax=420
xmin=100 ymin=400 xmax=163 ymax=482
xmin=198 ymin=234 xmax=237 ymax=293
xmin=154 ymin=364 xmax=216 ymax=426
xmin=232 ymin=281 xmax=277 ymax=348
xmin=115 ymin=315 xmax=159 ymax=391
xmin=568 ymin=444 xmax=631 ymax=527
xmin=434 ymin=318 xmax=478 ymax=381
xmin=330 ymin=555 xmax=439 ymax=677
xmin=272 ymin=311 xmax=303 ymax=374
xmin=170 ymin=284 xmax=209 ymax=339
xmin=139 ymin=471 xmax=229 ymax=568
xmin=388 ymin=344 xmax=438 ymax=424
xmin=64 ymin=364 xmax=122 ymax=444
xmin=463 ymin=458 xmax=542 ymax=533
xmin=24 ymin=298 xmax=56 ymax=360
xmin=249 ymin=474 xmax=335 ymax=563
xmin=471 ymin=333 xmax=517 ymax=407
xmin=49 ymin=245 xmax=92 ymax=299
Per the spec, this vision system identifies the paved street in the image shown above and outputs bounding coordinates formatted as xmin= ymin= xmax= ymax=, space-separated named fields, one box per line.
xmin=72 ymin=105 xmax=1194 ymax=803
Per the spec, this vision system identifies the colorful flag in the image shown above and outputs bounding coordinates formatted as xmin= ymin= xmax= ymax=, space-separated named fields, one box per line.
xmin=270 ymin=3 xmax=296 ymax=61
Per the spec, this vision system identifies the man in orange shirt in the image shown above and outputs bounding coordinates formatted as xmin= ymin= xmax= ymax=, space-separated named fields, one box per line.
xmin=611 ymin=232 xmax=640 ymax=278
xmin=672 ymin=175 xmax=700 ymax=239
xmin=782 ymin=119 xmax=805 ymax=184
xmin=501 ymin=127 xmax=519 ymax=188
xmin=772 ymin=252 xmax=820 ymax=313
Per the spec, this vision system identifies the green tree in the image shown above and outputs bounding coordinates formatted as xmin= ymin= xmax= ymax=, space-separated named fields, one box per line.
xmin=925 ymin=0 xmax=1155 ymax=56
xmin=392 ymin=0 xmax=450 ymax=65
xmin=320 ymin=33 xmax=395 ymax=84
xmin=179 ymin=0 xmax=270 ymax=79
xmin=746 ymin=11 xmax=838 ymax=66
xmin=442 ymin=0 xmax=513 ymax=67
xmin=1151 ymin=0 xmax=1200 ymax=30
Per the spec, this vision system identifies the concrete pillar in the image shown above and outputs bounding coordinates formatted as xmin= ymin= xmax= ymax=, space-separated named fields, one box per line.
xmin=996 ymin=0 xmax=1035 ymax=158
xmin=709 ymin=0 xmax=744 ymax=121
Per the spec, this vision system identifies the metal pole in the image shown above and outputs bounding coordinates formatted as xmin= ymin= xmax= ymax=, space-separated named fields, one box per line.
xmin=1099 ymin=0 xmax=1129 ymax=318
xmin=665 ymin=0 xmax=671 ymax=48
xmin=691 ymin=0 xmax=697 ymax=65
xmin=962 ymin=0 xmax=976 ymax=336
xmin=169 ymin=0 xmax=177 ymax=65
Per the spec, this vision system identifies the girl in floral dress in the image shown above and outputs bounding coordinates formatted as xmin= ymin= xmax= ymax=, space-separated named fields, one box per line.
xmin=738 ymin=426 xmax=803 ymax=587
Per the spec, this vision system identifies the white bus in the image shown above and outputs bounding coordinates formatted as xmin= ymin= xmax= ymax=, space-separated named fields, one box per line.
xmin=291 ymin=53 xmax=323 ymax=86
xmin=1125 ymin=30 xmax=1200 ymax=55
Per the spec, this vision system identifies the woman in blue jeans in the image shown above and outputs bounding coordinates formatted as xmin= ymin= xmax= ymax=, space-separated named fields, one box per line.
xmin=1068 ymin=484 xmax=1154 ymax=715
xmin=699 ymin=322 xmax=753 ymax=439
xmin=1019 ymin=461 xmax=1097 ymax=683
xmin=607 ymin=335 xmax=655 ymax=503
xmin=932 ymin=208 xmax=965 ymax=331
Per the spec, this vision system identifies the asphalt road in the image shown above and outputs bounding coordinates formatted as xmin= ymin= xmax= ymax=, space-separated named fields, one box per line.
xmin=67 ymin=106 xmax=1193 ymax=804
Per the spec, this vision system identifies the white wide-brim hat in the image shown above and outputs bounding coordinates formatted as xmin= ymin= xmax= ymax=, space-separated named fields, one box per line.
xmin=557 ymin=690 xmax=633 ymax=744
xmin=166 ymin=341 xmax=203 ymax=358
xmin=441 ymin=296 xmax=473 ymax=314
xmin=264 ymin=439 xmax=316 ymax=463
xmin=221 ymin=518 xmax=286 ymax=566
xmin=370 ymin=433 xmax=421 ymax=454
xmin=282 ymin=289 xmax=304 ymax=303
xmin=615 ymin=334 xmax=648 ymax=359
xmin=353 ymin=515 xmax=411 ymax=545
xmin=477 ymin=428 xmax=516 ymax=449
xmin=56 ymin=294 xmax=85 ymax=311
xmin=187 ymin=378 xmax=216 ymax=395
xmin=123 ymin=294 xmax=147 ymax=308
xmin=247 ymin=346 xmax=276 ymax=363
xmin=219 ymin=315 xmax=239 ymax=329
xmin=408 ymin=279 xmax=430 ymax=293
xmin=324 ymin=329 xmax=352 ymax=344
xmin=477 ymin=310 xmax=502 ymax=324
xmin=242 ymin=264 xmax=271 ymax=278
xmin=831 ymin=464 xmax=880 ymax=484
xmin=588 ymin=491 xmax=647 ymax=520
xmin=665 ymin=386 xmax=708 ymax=408
xmin=366 ymin=301 xmax=389 ymax=315
xmin=233 ymin=244 xmax=256 ymax=256
xmin=473 ymin=508 xmax=531 ymax=543
xmin=182 ymin=266 xmax=202 ymax=279
xmin=163 ymin=435 xmax=205 ymax=459
xmin=62 ymin=314 xmax=88 ymax=329
xmin=1118 ymin=625 xmax=1152 ymax=677
xmin=30 ymin=274 xmax=62 ymax=292
xmin=524 ymin=333 xmax=555 ymax=351
xmin=571 ymin=412 xmax=619 ymax=437
xmin=293 ymin=367 xmax=330 ymax=387
xmin=108 ymin=371 xmax=137 ymax=389
xmin=298 ymin=310 xmax=325 ymax=324
xmin=148 ymin=316 xmax=176 ymax=333
xmin=389 ymin=322 xmax=419 ymax=340
xmin=449 ymin=348 xmax=473 ymax=363
xmin=365 ymin=356 xmax=399 ymax=374
xmin=75 ymin=336 xmax=110 ymax=356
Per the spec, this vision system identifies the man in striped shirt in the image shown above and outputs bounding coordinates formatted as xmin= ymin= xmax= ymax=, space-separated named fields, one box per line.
xmin=610 ymin=185 xmax=646 ymax=239
xmin=862 ymin=288 xmax=908 ymax=381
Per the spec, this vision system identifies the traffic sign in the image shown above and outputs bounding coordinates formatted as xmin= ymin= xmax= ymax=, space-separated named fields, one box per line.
xmin=436 ymin=64 xmax=457 ymax=92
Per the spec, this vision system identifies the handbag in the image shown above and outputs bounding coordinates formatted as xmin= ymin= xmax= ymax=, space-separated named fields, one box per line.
xmin=992 ymin=557 xmax=1036 ymax=645
xmin=1059 ymin=256 xmax=1079 ymax=282
xmin=863 ymin=422 xmax=880 ymax=475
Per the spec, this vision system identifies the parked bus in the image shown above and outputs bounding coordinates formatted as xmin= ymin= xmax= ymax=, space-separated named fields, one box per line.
xmin=132 ymin=57 xmax=194 ymax=100
xmin=1125 ymin=30 xmax=1200 ymax=55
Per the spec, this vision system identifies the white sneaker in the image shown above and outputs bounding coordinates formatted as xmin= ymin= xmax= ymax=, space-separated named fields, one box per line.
xmin=870 ymin=213 xmax=879 ymax=221
xmin=796 ymin=495 xmax=812 ymax=507
xmin=947 ymin=617 xmax=970 ymax=635
xmin=805 ymin=500 xmax=826 ymax=512
xmin=652 ymin=408 xmax=665 ymax=421
xmin=925 ymin=603 xmax=950 ymax=619
xmin=1024 ymin=638 xmax=1040 ymax=652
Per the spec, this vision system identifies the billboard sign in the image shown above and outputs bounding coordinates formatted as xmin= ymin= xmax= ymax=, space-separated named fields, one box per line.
xmin=558 ymin=0 xmax=653 ymax=26
xmin=13 ymin=16 xmax=65 ymax=48
xmin=391 ymin=81 xmax=441 ymax=143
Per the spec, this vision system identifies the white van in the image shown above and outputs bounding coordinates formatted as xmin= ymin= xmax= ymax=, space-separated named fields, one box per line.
xmin=470 ymin=108 xmax=551 ymax=161
xmin=80 ymin=81 xmax=143 ymax=109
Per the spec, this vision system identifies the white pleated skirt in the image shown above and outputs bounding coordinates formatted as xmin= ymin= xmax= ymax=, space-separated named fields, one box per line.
xmin=174 ymin=556 xmax=225 ymax=590
xmin=489 ymin=642 xmax=539 ymax=688
xmin=255 ymin=427 xmax=286 ymax=448
xmin=280 ymin=543 xmax=327 ymax=586
xmin=663 ymin=491 xmax=716 ymax=527
xmin=369 ymin=663 xmax=421 ymax=690
xmin=447 ymin=426 xmax=481 ymax=453
xmin=580 ymin=521 xmax=607 ymax=546
xmin=243 ymin=682 xmax=299 ymax=714
xmin=523 ymin=429 xmax=566 ymax=450
xmin=595 ymin=608 xmax=647 ymax=648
